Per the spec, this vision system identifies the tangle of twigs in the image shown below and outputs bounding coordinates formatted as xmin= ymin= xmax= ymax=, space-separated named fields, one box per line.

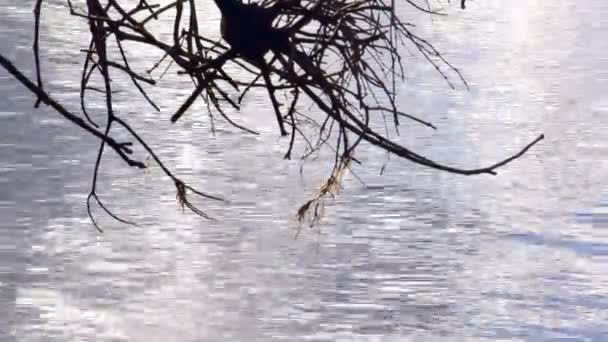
xmin=0 ymin=0 xmax=543 ymax=229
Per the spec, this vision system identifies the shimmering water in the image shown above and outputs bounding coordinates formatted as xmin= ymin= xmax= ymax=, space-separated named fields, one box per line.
xmin=1 ymin=1 xmax=608 ymax=341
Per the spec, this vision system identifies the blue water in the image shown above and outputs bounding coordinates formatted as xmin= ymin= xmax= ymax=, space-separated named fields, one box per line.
xmin=1 ymin=0 xmax=608 ymax=340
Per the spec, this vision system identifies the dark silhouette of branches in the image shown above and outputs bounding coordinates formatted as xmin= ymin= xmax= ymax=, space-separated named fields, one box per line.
xmin=0 ymin=0 xmax=542 ymax=229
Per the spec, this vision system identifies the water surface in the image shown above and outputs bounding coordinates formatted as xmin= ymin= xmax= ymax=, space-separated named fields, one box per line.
xmin=1 ymin=1 xmax=608 ymax=340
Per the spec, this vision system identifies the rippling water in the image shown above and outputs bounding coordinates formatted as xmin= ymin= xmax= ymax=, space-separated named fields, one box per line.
xmin=2 ymin=1 xmax=608 ymax=341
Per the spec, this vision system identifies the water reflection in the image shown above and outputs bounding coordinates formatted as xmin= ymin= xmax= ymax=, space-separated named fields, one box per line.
xmin=1 ymin=0 xmax=608 ymax=341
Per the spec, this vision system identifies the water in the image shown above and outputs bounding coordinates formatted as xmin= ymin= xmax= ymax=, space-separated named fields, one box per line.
xmin=1 ymin=1 xmax=608 ymax=340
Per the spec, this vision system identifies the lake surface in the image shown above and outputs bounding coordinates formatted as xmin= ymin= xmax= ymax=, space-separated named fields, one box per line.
xmin=1 ymin=0 xmax=608 ymax=341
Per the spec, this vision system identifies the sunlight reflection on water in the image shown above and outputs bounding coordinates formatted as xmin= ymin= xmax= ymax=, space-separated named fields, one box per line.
xmin=1 ymin=0 xmax=608 ymax=341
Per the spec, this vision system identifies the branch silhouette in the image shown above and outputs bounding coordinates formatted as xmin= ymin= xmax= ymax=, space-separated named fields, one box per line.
xmin=0 ymin=0 xmax=542 ymax=229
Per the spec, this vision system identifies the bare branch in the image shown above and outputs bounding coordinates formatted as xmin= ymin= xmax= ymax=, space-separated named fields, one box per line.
xmin=0 ymin=0 xmax=541 ymax=230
